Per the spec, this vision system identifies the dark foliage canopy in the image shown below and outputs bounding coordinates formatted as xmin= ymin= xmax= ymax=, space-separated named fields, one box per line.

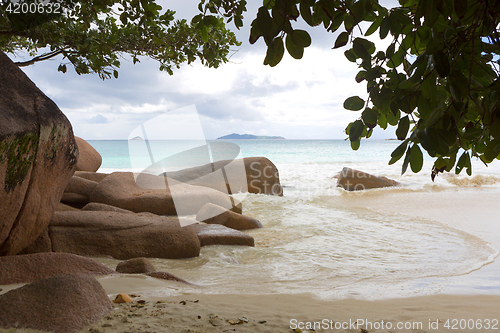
xmin=0 ymin=0 xmax=240 ymax=79
xmin=2 ymin=0 xmax=499 ymax=177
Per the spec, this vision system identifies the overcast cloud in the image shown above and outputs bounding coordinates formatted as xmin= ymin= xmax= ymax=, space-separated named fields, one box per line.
xmin=11 ymin=1 xmax=398 ymax=140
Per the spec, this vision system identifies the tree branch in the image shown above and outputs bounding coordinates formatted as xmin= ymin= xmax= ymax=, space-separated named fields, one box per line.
xmin=14 ymin=49 xmax=65 ymax=67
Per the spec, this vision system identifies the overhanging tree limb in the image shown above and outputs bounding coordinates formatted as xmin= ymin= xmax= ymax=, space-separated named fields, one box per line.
xmin=14 ymin=49 xmax=65 ymax=67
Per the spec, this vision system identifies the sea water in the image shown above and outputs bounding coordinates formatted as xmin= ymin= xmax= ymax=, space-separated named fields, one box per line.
xmin=89 ymin=139 xmax=500 ymax=299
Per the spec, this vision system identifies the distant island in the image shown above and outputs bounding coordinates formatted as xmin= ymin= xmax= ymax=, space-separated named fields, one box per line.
xmin=130 ymin=136 xmax=144 ymax=141
xmin=217 ymin=133 xmax=286 ymax=140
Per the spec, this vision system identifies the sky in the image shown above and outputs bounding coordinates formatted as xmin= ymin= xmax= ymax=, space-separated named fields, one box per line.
xmin=10 ymin=1 xmax=398 ymax=141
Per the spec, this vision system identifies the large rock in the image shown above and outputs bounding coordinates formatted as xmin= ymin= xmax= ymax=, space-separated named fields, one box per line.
xmin=61 ymin=175 xmax=98 ymax=207
xmin=0 ymin=273 xmax=112 ymax=333
xmin=74 ymin=170 xmax=109 ymax=182
xmin=21 ymin=211 xmax=201 ymax=260
xmin=81 ymin=202 xmax=134 ymax=214
xmin=186 ymin=224 xmax=255 ymax=247
xmin=0 ymin=51 xmax=77 ymax=256
xmin=90 ymin=171 xmax=240 ymax=216
xmin=196 ymin=203 xmax=263 ymax=230
xmin=74 ymin=136 xmax=102 ymax=172
xmin=336 ymin=167 xmax=399 ymax=191
xmin=0 ymin=252 xmax=114 ymax=284
xmin=64 ymin=175 xmax=98 ymax=199
xmin=163 ymin=156 xmax=283 ymax=196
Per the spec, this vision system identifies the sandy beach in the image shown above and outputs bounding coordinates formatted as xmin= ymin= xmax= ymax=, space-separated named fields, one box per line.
xmin=3 ymin=185 xmax=499 ymax=333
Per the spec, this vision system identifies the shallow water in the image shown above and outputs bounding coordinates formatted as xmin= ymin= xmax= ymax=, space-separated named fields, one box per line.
xmin=90 ymin=139 xmax=500 ymax=300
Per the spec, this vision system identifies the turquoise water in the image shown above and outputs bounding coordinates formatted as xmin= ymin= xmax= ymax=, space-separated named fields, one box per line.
xmin=89 ymin=139 xmax=500 ymax=299
xmin=92 ymin=139 xmax=408 ymax=168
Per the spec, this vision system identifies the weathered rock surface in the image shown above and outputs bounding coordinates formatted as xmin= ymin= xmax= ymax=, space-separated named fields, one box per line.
xmin=64 ymin=175 xmax=98 ymax=199
xmin=74 ymin=170 xmax=109 ymax=182
xmin=61 ymin=175 xmax=98 ymax=207
xmin=0 ymin=51 xmax=78 ymax=256
xmin=0 ymin=252 xmax=114 ymax=284
xmin=162 ymin=156 xmax=283 ymax=196
xmin=90 ymin=172 xmax=239 ymax=216
xmin=21 ymin=211 xmax=200 ymax=259
xmin=81 ymin=202 xmax=134 ymax=214
xmin=56 ymin=202 xmax=80 ymax=211
xmin=74 ymin=136 xmax=102 ymax=172
xmin=116 ymin=257 xmax=156 ymax=274
xmin=0 ymin=273 xmax=112 ymax=333
xmin=336 ymin=167 xmax=399 ymax=191
xmin=196 ymin=203 xmax=263 ymax=230
xmin=186 ymin=224 xmax=255 ymax=247
xmin=146 ymin=271 xmax=192 ymax=284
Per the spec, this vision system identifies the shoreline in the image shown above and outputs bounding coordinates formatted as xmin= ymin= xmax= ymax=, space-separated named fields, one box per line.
xmin=2 ymin=185 xmax=500 ymax=332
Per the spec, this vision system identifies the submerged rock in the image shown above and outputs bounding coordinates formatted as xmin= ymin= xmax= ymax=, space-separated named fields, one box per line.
xmin=146 ymin=271 xmax=192 ymax=284
xmin=116 ymin=257 xmax=156 ymax=274
xmin=196 ymin=203 xmax=263 ymax=230
xmin=186 ymin=224 xmax=255 ymax=247
xmin=0 ymin=51 xmax=77 ymax=256
xmin=336 ymin=167 xmax=399 ymax=191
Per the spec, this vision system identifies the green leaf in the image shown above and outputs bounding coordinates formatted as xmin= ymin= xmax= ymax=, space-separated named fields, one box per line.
xmin=285 ymin=34 xmax=304 ymax=59
xmin=201 ymin=25 xmax=209 ymax=43
xmin=351 ymin=138 xmax=361 ymax=150
xmin=58 ymin=64 xmax=67 ymax=73
xmin=410 ymin=144 xmax=423 ymax=172
xmin=365 ymin=15 xmax=383 ymax=36
xmin=113 ymin=70 xmax=118 ymax=79
xmin=300 ymin=1 xmax=314 ymax=26
xmin=362 ymin=108 xmax=378 ymax=128
xmin=389 ymin=140 xmax=409 ymax=165
xmin=421 ymin=73 xmax=437 ymax=99
xmin=355 ymin=70 xmax=366 ymax=83
xmin=344 ymin=49 xmax=357 ymax=62
xmin=433 ymin=51 xmax=450 ymax=78
xmin=344 ymin=96 xmax=365 ymax=111
xmin=396 ymin=116 xmax=410 ymax=140
xmin=454 ymin=0 xmax=468 ymax=18
xmin=264 ymin=37 xmax=285 ymax=67
xmin=379 ymin=16 xmax=390 ymax=39
xmin=349 ymin=119 xmax=364 ymax=142
xmin=334 ymin=31 xmax=349 ymax=49
xmin=455 ymin=151 xmax=471 ymax=174
xmin=402 ymin=147 xmax=411 ymax=174
xmin=290 ymin=30 xmax=312 ymax=47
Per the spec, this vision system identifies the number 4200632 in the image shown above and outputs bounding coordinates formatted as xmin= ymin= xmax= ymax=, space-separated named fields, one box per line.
xmin=443 ymin=319 xmax=498 ymax=330
xmin=4 ymin=1 xmax=62 ymax=14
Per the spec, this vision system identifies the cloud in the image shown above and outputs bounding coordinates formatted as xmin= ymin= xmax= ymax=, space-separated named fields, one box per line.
xmin=9 ymin=2 xmax=398 ymax=141
xmin=86 ymin=114 xmax=109 ymax=124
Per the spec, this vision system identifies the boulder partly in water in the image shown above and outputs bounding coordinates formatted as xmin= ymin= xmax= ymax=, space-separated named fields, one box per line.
xmin=336 ymin=167 xmax=399 ymax=191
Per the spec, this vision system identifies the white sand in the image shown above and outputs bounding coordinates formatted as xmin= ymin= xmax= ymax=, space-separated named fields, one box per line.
xmin=3 ymin=187 xmax=500 ymax=333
